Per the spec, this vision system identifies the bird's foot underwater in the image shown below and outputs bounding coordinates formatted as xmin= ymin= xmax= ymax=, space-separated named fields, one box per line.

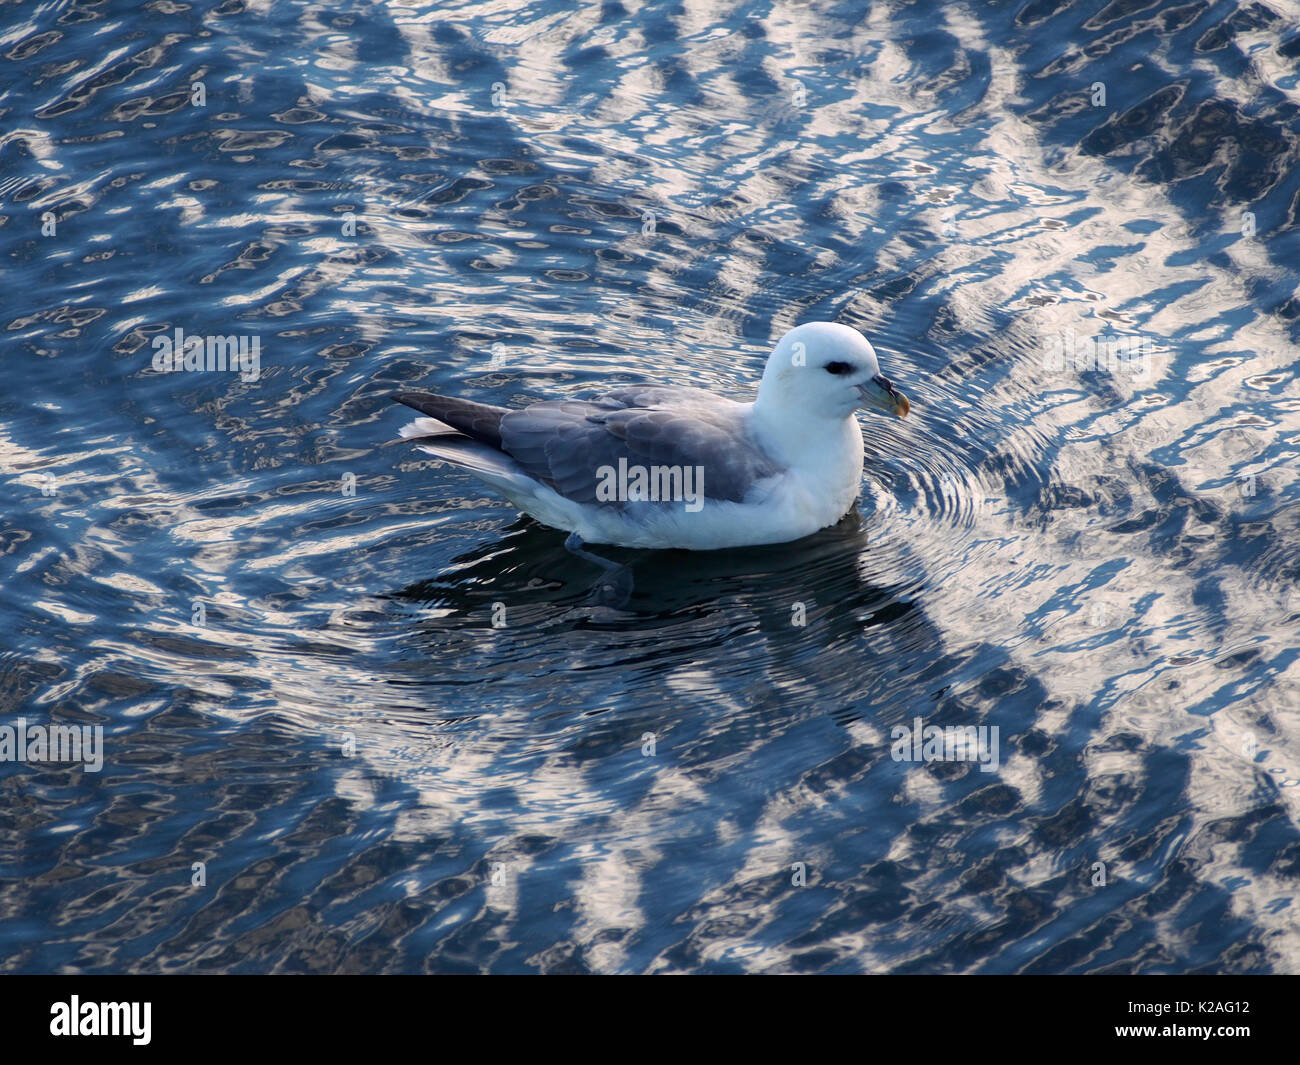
xmin=564 ymin=531 xmax=634 ymax=608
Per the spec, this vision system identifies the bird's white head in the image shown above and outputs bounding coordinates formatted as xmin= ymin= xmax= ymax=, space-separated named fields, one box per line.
xmin=756 ymin=321 xmax=910 ymax=422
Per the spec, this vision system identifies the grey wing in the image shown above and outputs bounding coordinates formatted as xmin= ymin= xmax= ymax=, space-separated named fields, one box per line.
xmin=497 ymin=388 xmax=782 ymax=505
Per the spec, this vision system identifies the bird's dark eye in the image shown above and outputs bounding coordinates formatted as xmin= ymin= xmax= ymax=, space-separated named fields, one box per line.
xmin=825 ymin=361 xmax=853 ymax=375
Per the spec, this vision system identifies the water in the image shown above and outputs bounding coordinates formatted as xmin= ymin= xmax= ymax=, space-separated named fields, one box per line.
xmin=2 ymin=0 xmax=1298 ymax=973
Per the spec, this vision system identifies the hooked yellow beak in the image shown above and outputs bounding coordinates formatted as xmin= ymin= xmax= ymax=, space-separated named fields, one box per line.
xmin=859 ymin=375 xmax=910 ymax=418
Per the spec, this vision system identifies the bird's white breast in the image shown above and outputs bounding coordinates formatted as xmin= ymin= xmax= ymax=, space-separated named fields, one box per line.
xmin=514 ymin=414 xmax=867 ymax=549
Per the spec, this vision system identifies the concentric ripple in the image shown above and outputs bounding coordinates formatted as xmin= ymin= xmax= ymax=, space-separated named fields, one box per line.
xmin=1 ymin=0 xmax=1299 ymax=973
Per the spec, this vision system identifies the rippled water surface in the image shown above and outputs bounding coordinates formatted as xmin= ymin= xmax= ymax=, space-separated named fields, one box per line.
xmin=3 ymin=0 xmax=1300 ymax=973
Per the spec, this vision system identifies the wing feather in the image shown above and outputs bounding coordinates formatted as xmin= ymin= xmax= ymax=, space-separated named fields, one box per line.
xmin=499 ymin=387 xmax=780 ymax=505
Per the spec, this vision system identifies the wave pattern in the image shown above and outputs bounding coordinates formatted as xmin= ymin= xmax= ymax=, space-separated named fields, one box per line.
xmin=1 ymin=0 xmax=1299 ymax=972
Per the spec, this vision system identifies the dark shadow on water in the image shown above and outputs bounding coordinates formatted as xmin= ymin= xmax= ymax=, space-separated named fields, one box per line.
xmin=385 ymin=507 xmax=922 ymax=626
xmin=375 ymin=507 xmax=952 ymax=747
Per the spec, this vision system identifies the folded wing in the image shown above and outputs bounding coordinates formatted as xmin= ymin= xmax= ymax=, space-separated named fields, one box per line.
xmin=393 ymin=386 xmax=781 ymax=505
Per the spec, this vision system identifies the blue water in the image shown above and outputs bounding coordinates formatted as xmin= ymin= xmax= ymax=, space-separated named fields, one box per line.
xmin=2 ymin=0 xmax=1299 ymax=973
